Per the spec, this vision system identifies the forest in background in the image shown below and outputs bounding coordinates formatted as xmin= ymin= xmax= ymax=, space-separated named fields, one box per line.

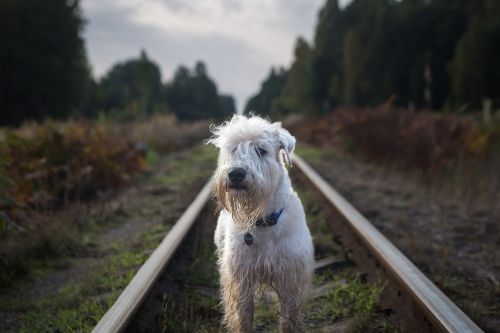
xmin=0 ymin=0 xmax=235 ymax=126
xmin=3 ymin=0 xmax=500 ymax=126
xmin=245 ymin=0 xmax=500 ymax=118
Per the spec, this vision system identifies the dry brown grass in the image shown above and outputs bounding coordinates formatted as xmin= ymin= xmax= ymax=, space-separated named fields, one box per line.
xmin=287 ymin=103 xmax=492 ymax=168
xmin=127 ymin=114 xmax=211 ymax=153
xmin=0 ymin=120 xmax=146 ymax=216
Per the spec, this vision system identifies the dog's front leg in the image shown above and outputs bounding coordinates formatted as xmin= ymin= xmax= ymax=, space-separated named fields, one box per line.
xmin=274 ymin=280 xmax=303 ymax=333
xmin=220 ymin=266 xmax=255 ymax=333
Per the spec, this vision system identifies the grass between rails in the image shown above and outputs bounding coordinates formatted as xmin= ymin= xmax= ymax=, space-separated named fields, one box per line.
xmin=157 ymin=218 xmax=223 ymax=333
xmin=0 ymin=144 xmax=217 ymax=333
xmin=293 ymin=171 xmax=397 ymax=333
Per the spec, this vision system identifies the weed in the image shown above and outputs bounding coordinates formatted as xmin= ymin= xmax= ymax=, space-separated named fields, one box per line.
xmin=293 ymin=174 xmax=343 ymax=259
xmin=153 ymin=145 xmax=216 ymax=188
xmin=305 ymin=273 xmax=390 ymax=332
xmin=295 ymin=145 xmax=336 ymax=164
xmin=156 ymin=212 xmax=223 ymax=333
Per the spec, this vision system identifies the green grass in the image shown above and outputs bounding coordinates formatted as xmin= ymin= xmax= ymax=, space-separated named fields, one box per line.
xmin=153 ymin=145 xmax=216 ymax=188
xmin=306 ymin=260 xmax=399 ymax=332
xmin=292 ymin=170 xmax=343 ymax=260
xmin=254 ymin=293 xmax=281 ymax=331
xmin=14 ymin=231 xmax=160 ymax=332
xmin=295 ymin=144 xmax=337 ymax=164
xmin=306 ymin=273 xmax=385 ymax=326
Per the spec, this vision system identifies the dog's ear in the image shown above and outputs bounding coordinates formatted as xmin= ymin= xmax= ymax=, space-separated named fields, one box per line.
xmin=274 ymin=123 xmax=296 ymax=167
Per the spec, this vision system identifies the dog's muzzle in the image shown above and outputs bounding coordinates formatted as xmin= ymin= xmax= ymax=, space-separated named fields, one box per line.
xmin=228 ymin=167 xmax=246 ymax=189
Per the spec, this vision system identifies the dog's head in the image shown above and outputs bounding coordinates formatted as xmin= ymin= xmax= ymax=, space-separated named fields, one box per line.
xmin=206 ymin=115 xmax=295 ymax=227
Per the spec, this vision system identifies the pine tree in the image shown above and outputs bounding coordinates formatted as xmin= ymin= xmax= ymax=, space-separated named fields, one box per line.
xmin=310 ymin=0 xmax=344 ymax=113
xmin=99 ymin=50 xmax=163 ymax=117
xmin=244 ymin=68 xmax=287 ymax=117
xmin=165 ymin=61 xmax=232 ymax=120
xmin=273 ymin=38 xmax=314 ymax=117
xmin=450 ymin=0 xmax=500 ymax=108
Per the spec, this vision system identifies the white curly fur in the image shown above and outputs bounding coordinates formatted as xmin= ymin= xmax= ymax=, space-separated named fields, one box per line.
xmin=207 ymin=115 xmax=314 ymax=332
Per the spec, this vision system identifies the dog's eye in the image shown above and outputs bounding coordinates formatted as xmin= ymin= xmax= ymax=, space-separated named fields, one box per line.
xmin=256 ymin=147 xmax=267 ymax=156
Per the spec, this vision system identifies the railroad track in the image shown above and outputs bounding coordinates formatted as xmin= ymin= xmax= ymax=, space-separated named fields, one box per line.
xmin=92 ymin=154 xmax=482 ymax=333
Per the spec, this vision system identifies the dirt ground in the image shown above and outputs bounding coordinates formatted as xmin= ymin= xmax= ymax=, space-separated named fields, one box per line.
xmin=297 ymin=146 xmax=500 ymax=333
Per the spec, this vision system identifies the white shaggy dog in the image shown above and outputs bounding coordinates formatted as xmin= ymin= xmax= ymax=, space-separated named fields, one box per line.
xmin=207 ymin=115 xmax=314 ymax=333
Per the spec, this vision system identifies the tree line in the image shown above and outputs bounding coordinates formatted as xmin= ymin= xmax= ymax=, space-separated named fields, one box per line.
xmin=87 ymin=51 xmax=235 ymax=122
xmin=0 ymin=0 xmax=235 ymax=126
xmin=245 ymin=0 xmax=500 ymax=118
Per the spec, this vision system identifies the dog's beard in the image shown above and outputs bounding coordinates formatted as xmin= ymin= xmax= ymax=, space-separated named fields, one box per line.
xmin=214 ymin=174 xmax=271 ymax=230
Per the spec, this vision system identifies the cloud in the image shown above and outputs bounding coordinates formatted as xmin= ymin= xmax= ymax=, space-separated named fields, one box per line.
xmin=127 ymin=0 xmax=302 ymax=64
xmin=81 ymin=0 xmax=326 ymax=111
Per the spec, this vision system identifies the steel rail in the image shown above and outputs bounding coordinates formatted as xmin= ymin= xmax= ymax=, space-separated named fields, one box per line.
xmin=92 ymin=181 xmax=212 ymax=333
xmin=292 ymin=153 xmax=482 ymax=333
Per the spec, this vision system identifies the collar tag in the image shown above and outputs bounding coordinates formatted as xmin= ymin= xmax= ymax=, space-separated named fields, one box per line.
xmin=244 ymin=232 xmax=254 ymax=245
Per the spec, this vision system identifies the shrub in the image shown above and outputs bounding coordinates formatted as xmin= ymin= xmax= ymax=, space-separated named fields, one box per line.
xmin=286 ymin=103 xmax=491 ymax=170
xmin=0 ymin=121 xmax=146 ymax=221
xmin=0 ymin=115 xmax=214 ymax=229
xmin=336 ymin=105 xmax=488 ymax=170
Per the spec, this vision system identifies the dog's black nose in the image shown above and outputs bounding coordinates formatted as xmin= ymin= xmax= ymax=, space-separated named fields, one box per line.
xmin=228 ymin=167 xmax=246 ymax=184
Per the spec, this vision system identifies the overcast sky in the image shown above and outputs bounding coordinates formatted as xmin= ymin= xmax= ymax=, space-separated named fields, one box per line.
xmin=82 ymin=0 xmax=350 ymax=112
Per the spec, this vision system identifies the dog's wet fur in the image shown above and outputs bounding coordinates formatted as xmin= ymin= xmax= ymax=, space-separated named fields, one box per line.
xmin=207 ymin=115 xmax=314 ymax=332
